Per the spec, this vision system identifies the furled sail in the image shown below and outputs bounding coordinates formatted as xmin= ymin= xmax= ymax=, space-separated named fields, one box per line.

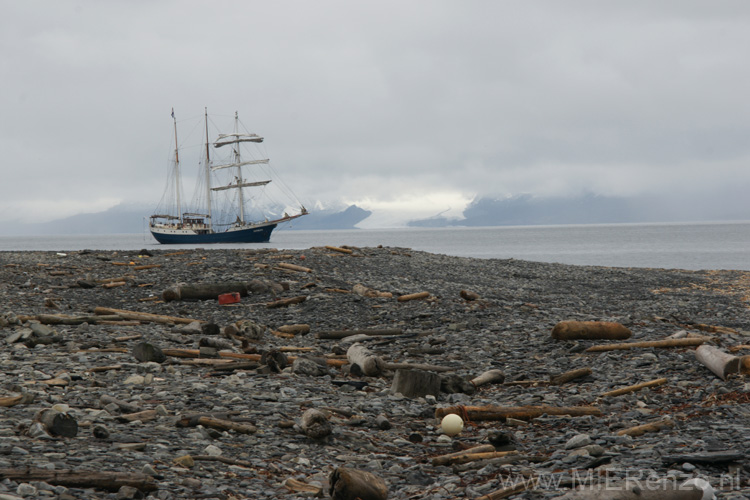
xmin=211 ymin=180 xmax=271 ymax=191
xmin=214 ymin=133 xmax=264 ymax=147
xmin=211 ymin=159 xmax=270 ymax=171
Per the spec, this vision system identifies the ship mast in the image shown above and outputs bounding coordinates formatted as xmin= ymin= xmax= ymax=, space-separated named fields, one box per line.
xmin=172 ymin=108 xmax=182 ymax=226
xmin=233 ymin=111 xmax=246 ymax=224
xmin=203 ymin=108 xmax=213 ymax=231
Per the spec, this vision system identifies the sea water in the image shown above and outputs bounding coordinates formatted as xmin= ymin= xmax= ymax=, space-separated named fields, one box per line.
xmin=1 ymin=221 xmax=749 ymax=271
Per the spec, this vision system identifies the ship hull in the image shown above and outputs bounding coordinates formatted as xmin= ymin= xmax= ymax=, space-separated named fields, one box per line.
xmin=150 ymin=223 xmax=277 ymax=244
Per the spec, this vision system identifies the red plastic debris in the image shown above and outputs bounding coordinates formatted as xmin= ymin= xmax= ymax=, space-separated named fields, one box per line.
xmin=218 ymin=292 xmax=241 ymax=305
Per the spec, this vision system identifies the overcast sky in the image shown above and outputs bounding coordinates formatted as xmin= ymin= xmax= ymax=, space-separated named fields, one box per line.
xmin=3 ymin=1 xmax=750 ymax=226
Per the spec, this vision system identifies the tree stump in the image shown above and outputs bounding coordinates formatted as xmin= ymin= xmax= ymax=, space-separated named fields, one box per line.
xmin=299 ymin=409 xmax=332 ymax=439
xmin=329 ymin=467 xmax=388 ymax=500
xmin=391 ymin=369 xmax=441 ymax=398
xmin=34 ymin=409 xmax=78 ymax=437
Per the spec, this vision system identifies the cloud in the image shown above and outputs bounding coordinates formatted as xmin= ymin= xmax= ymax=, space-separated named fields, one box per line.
xmin=2 ymin=1 xmax=750 ymax=226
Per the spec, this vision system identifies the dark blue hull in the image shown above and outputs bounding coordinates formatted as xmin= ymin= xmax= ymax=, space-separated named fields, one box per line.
xmin=150 ymin=223 xmax=277 ymax=244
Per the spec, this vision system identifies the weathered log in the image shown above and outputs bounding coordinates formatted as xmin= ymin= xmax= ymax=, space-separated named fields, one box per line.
xmin=277 ymin=262 xmax=313 ymax=273
xmin=347 ymin=343 xmax=386 ymax=377
xmin=161 ymin=282 xmax=253 ymax=301
xmin=661 ymin=450 xmax=745 ymax=465
xmin=34 ymin=409 xmax=78 ymax=437
xmin=460 ymin=289 xmax=480 ymax=301
xmin=300 ymin=408 xmax=332 ymax=439
xmin=552 ymin=480 xmax=703 ymax=500
xmin=325 ymin=245 xmax=353 ymax=254
xmin=0 ymin=393 xmax=34 ymax=407
xmin=266 ymin=295 xmax=307 ymax=308
xmin=283 ymin=477 xmax=324 ymax=496
xmin=397 ymin=291 xmax=430 ymax=302
xmin=430 ymin=444 xmax=496 ymax=466
xmin=329 ymin=467 xmax=388 ymax=500
xmin=390 ymin=369 xmax=441 ymax=398
xmin=176 ymin=416 xmax=257 ymax=434
xmin=0 ymin=468 xmax=158 ymax=492
xmin=435 ymin=405 xmax=603 ymax=421
xmin=470 ymin=369 xmax=506 ymax=388
xmin=93 ymin=307 xmax=201 ymax=325
xmin=585 ymin=338 xmax=707 ymax=352
xmin=601 ymin=378 xmax=668 ymax=398
xmin=115 ymin=409 xmax=158 ymax=423
xmin=549 ymin=367 xmax=592 ymax=385
xmin=694 ymin=345 xmax=743 ymax=380
xmin=617 ymin=418 xmax=673 ymax=437
xmin=316 ymin=328 xmax=403 ymax=340
xmin=192 ymin=455 xmax=255 ymax=468
xmin=33 ymin=314 xmax=122 ymax=325
xmin=552 ymin=321 xmax=632 ymax=341
xmin=474 ymin=480 xmax=532 ymax=500
xmin=277 ymin=324 xmax=311 ymax=335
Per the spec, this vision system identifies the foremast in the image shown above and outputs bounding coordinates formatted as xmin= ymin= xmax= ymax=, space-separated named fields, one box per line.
xmin=172 ymin=108 xmax=183 ymax=226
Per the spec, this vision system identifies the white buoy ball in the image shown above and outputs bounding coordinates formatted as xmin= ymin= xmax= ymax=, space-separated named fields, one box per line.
xmin=441 ymin=414 xmax=464 ymax=436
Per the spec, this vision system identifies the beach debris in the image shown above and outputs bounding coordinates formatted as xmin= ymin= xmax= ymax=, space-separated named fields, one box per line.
xmin=435 ymin=405 xmax=603 ymax=421
xmin=390 ymin=369 xmax=441 ymax=398
xmin=600 ymin=377 xmax=668 ymax=398
xmin=695 ymin=344 xmax=750 ymax=380
xmin=329 ymin=467 xmax=388 ymax=500
xmin=552 ymin=320 xmax=632 ymax=340
xmin=585 ymin=337 xmax=709 ymax=352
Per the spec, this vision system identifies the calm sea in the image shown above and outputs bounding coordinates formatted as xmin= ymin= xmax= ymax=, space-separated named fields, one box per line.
xmin=1 ymin=221 xmax=749 ymax=271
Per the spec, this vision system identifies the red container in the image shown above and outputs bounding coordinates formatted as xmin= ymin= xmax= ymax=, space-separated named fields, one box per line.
xmin=218 ymin=292 xmax=241 ymax=305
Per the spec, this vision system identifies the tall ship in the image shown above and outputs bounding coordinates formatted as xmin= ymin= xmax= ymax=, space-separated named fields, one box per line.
xmin=150 ymin=109 xmax=307 ymax=244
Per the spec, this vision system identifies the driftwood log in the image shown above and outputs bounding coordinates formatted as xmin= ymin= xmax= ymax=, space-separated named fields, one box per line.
xmin=277 ymin=262 xmax=313 ymax=273
xmin=329 ymin=467 xmax=388 ymax=500
xmin=617 ymin=418 xmax=673 ymax=437
xmin=397 ymin=291 xmax=430 ymax=302
xmin=267 ymin=296 xmax=307 ymax=308
xmin=347 ymin=344 xmax=386 ymax=377
xmin=0 ymin=393 xmax=34 ymax=407
xmin=552 ymin=480 xmax=703 ymax=500
xmin=390 ymin=369 xmax=441 ymax=398
xmin=601 ymin=378 xmax=667 ymax=398
xmin=694 ymin=345 xmax=748 ymax=380
xmin=435 ymin=405 xmax=602 ymax=421
xmin=325 ymin=245 xmax=353 ymax=254
xmin=316 ymin=328 xmax=403 ymax=340
xmin=431 ymin=444 xmax=496 ymax=466
xmin=93 ymin=307 xmax=201 ymax=325
xmin=470 ymin=369 xmax=506 ymax=388
xmin=162 ymin=282 xmax=263 ymax=301
xmin=0 ymin=468 xmax=158 ymax=492
xmin=552 ymin=321 xmax=632 ymax=341
xmin=585 ymin=338 xmax=707 ymax=352
xmin=550 ymin=367 xmax=592 ymax=385
xmin=175 ymin=415 xmax=257 ymax=434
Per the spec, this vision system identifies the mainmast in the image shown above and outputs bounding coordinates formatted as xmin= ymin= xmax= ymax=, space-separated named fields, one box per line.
xmin=203 ymin=108 xmax=213 ymax=231
xmin=233 ymin=111 xmax=246 ymax=224
xmin=172 ymin=108 xmax=182 ymax=225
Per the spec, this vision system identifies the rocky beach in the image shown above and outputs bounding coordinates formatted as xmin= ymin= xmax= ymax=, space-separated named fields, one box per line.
xmin=1 ymin=245 xmax=749 ymax=499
